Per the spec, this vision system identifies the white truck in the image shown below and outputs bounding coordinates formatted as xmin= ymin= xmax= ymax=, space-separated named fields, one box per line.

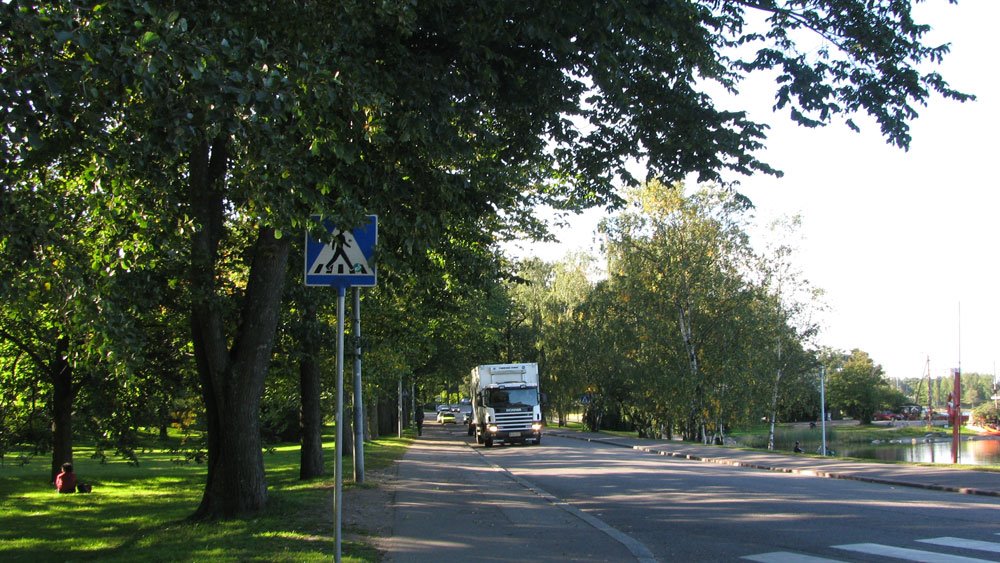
xmin=467 ymin=363 xmax=543 ymax=447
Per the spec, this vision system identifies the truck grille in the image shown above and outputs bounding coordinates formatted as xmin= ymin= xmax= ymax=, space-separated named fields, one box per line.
xmin=495 ymin=411 xmax=533 ymax=431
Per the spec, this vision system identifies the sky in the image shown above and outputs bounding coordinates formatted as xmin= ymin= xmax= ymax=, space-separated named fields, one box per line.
xmin=506 ymin=1 xmax=999 ymax=382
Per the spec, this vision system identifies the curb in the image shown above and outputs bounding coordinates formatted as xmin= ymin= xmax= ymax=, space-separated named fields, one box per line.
xmin=549 ymin=431 xmax=1000 ymax=499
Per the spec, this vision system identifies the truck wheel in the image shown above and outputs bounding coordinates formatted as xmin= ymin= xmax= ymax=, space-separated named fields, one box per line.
xmin=484 ymin=438 xmax=493 ymax=448
xmin=467 ymin=423 xmax=474 ymax=436
xmin=534 ymin=437 xmax=542 ymax=445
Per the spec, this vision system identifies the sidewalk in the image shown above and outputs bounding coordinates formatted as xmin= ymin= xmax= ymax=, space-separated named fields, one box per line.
xmin=381 ymin=425 xmax=642 ymax=562
xmin=546 ymin=428 xmax=1000 ymax=497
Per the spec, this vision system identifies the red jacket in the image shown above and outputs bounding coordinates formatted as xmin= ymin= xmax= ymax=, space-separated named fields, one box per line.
xmin=56 ymin=470 xmax=77 ymax=493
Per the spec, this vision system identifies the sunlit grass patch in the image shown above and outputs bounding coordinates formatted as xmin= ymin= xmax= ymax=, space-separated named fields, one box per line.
xmin=1 ymin=429 xmax=411 ymax=562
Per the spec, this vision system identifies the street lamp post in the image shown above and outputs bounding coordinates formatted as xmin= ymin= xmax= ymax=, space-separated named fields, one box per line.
xmin=820 ymin=366 xmax=828 ymax=456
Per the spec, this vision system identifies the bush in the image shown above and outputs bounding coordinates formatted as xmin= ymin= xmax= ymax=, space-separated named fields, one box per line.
xmin=972 ymin=402 xmax=998 ymax=429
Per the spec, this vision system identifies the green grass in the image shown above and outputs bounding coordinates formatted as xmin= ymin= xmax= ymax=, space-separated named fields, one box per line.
xmin=557 ymin=420 xmax=642 ymax=436
xmin=0 ymin=429 xmax=413 ymax=562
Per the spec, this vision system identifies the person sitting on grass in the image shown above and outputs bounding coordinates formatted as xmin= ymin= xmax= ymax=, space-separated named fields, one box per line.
xmin=55 ymin=462 xmax=77 ymax=493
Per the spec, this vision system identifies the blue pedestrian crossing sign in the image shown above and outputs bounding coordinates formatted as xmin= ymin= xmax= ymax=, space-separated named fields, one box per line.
xmin=304 ymin=215 xmax=377 ymax=287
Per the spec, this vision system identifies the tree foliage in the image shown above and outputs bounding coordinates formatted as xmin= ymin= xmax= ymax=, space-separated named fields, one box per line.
xmin=823 ymin=348 xmax=890 ymax=424
xmin=896 ymin=372 xmax=997 ymax=411
xmin=494 ymin=183 xmax=826 ymax=442
xmin=597 ymin=183 xmax=797 ymax=441
xmin=2 ymin=0 xmax=970 ymax=517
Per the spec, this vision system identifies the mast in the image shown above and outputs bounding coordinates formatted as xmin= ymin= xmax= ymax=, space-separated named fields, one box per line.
xmin=993 ymin=362 xmax=998 ymax=412
xmin=925 ymin=356 xmax=932 ymax=427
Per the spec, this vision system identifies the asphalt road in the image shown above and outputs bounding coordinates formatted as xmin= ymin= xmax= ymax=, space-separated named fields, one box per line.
xmin=383 ymin=422 xmax=638 ymax=562
xmin=422 ymin=422 xmax=1000 ymax=562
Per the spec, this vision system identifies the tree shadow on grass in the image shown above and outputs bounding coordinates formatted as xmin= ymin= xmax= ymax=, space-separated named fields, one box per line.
xmin=1 ymin=470 xmax=374 ymax=562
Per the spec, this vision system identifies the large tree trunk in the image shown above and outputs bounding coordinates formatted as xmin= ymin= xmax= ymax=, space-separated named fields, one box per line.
xmin=377 ymin=398 xmax=396 ymax=436
xmin=192 ymin=229 xmax=290 ymax=518
xmin=49 ymin=336 xmax=73 ymax=482
xmin=189 ymin=139 xmax=291 ymax=519
xmin=298 ymin=300 xmax=324 ymax=479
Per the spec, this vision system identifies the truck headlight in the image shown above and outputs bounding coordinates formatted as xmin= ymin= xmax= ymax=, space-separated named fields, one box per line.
xmin=487 ymin=424 xmax=499 ymax=433
xmin=531 ymin=423 xmax=542 ymax=431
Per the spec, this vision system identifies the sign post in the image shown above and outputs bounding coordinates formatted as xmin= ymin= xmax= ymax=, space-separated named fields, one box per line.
xmin=304 ymin=215 xmax=377 ymax=562
xmin=353 ymin=287 xmax=365 ymax=484
xmin=333 ymin=286 xmax=346 ymax=561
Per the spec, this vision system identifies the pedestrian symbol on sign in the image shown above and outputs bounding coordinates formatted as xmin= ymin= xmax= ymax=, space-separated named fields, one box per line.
xmin=304 ymin=215 xmax=377 ymax=288
xmin=311 ymin=230 xmax=371 ymax=275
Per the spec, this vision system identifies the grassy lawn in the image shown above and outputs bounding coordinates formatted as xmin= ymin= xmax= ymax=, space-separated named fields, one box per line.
xmin=0 ymin=429 xmax=412 ymax=562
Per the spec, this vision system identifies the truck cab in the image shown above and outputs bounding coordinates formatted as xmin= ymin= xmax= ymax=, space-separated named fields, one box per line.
xmin=468 ymin=363 xmax=543 ymax=447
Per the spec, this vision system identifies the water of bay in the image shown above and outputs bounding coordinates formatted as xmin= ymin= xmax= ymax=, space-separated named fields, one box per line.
xmin=771 ymin=430 xmax=1000 ymax=466
xmin=836 ymin=437 xmax=1000 ymax=466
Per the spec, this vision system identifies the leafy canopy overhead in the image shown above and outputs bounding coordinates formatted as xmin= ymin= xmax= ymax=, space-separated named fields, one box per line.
xmin=2 ymin=0 xmax=969 ymax=234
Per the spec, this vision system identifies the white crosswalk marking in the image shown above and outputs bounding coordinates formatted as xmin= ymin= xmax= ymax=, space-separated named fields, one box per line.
xmin=919 ymin=537 xmax=1000 ymax=554
xmin=744 ymin=536 xmax=1000 ymax=562
xmin=833 ymin=542 xmax=996 ymax=562
xmin=741 ymin=552 xmax=845 ymax=562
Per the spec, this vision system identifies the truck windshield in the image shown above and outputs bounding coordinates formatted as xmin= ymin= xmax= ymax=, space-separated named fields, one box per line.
xmin=484 ymin=388 xmax=538 ymax=408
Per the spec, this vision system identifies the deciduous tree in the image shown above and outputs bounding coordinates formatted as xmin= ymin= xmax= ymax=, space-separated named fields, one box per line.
xmin=3 ymin=0 xmax=969 ymax=517
xmin=825 ymin=348 xmax=889 ymax=424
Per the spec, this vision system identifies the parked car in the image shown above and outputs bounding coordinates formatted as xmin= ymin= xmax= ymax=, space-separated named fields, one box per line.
xmin=452 ymin=404 xmax=472 ymax=425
